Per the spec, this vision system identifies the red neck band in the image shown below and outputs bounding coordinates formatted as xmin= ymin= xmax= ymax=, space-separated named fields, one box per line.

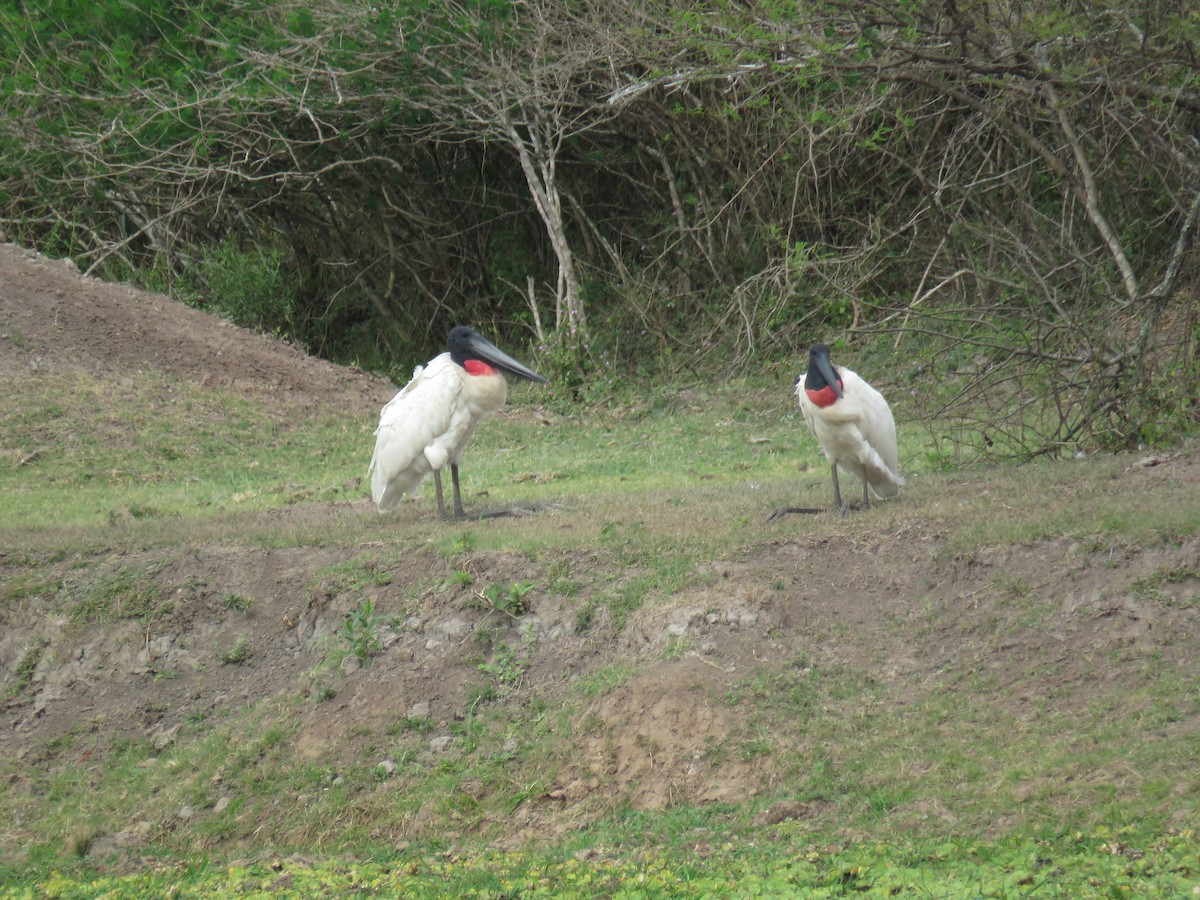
xmin=806 ymin=382 xmax=842 ymax=408
xmin=464 ymin=359 xmax=498 ymax=377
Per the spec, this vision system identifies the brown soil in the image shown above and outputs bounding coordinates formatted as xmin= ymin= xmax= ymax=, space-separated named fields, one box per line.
xmin=1 ymin=239 xmax=1198 ymax=857
xmin=0 ymin=241 xmax=393 ymax=412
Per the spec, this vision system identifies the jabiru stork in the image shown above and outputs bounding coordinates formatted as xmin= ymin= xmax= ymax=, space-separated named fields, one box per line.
xmin=369 ymin=326 xmax=547 ymax=519
xmin=774 ymin=343 xmax=903 ymax=516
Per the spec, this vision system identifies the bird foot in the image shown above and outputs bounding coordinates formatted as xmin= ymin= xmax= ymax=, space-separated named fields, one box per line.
xmin=841 ymin=500 xmax=872 ymax=514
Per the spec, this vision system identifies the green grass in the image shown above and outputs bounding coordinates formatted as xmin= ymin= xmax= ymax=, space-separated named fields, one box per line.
xmin=2 ymin=827 xmax=1196 ymax=897
xmin=2 ymin=365 xmax=1199 ymax=894
xmin=0 ymin=370 xmax=367 ymax=535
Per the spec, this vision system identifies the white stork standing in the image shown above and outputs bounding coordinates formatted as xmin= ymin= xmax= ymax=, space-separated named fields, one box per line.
xmin=776 ymin=343 xmax=903 ymax=516
xmin=369 ymin=326 xmax=547 ymax=519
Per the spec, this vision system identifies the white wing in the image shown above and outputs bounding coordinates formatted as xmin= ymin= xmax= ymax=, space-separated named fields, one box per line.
xmin=848 ymin=370 xmax=902 ymax=495
xmin=369 ymin=354 xmax=464 ymax=511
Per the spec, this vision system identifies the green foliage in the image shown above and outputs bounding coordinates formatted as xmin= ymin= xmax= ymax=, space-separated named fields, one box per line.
xmin=477 ymin=643 xmax=529 ymax=688
xmin=218 ymin=636 xmax=252 ymax=665
xmin=169 ymin=239 xmax=301 ymax=339
xmin=445 ymin=570 xmax=475 ymax=591
xmin=338 ymin=599 xmax=385 ymax=664
xmin=71 ymin=563 xmax=170 ymax=624
xmin=222 ymin=593 xmax=253 ymax=613
xmin=3 ymin=827 xmax=1197 ymax=895
xmin=315 ymin=557 xmax=395 ymax=595
xmin=3 ymin=642 xmax=45 ymax=700
xmin=476 ymin=580 xmax=533 ymax=617
xmin=0 ymin=0 xmax=1197 ymax=451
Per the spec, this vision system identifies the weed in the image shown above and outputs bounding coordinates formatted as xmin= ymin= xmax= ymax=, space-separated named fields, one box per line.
xmin=477 ymin=644 xmax=528 ymax=687
xmin=441 ymin=532 xmax=475 ymax=555
xmin=661 ymin=635 xmax=694 ymax=659
xmin=446 ymin=570 xmax=474 ymax=588
xmin=4 ymin=641 xmax=45 ymax=699
xmin=338 ymin=599 xmax=385 ymax=664
xmin=575 ymin=664 xmax=635 ymax=698
xmin=1131 ymin=566 xmax=1199 ymax=607
xmin=223 ymin=593 xmax=253 ymax=612
xmin=574 ymin=600 xmax=597 ymax=633
xmin=71 ymin=563 xmax=169 ymax=624
xmin=219 ymin=637 xmax=252 ymax=665
xmin=315 ymin=556 xmax=394 ymax=595
xmin=387 ymin=716 xmax=434 ymax=736
xmin=475 ymin=580 xmax=534 ymax=617
xmin=465 ymin=683 xmax=497 ymax=713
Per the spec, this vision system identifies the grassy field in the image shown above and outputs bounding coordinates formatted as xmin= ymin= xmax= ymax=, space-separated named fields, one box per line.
xmin=2 ymin=362 xmax=1199 ymax=897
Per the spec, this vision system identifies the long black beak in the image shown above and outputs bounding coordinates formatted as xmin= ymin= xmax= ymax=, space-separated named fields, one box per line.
xmin=810 ymin=344 xmax=843 ymax=398
xmin=451 ymin=326 xmax=548 ymax=384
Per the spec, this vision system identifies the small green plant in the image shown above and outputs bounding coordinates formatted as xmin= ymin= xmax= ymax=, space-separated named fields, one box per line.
xmin=478 ymin=644 xmax=529 ymax=687
xmin=223 ymin=593 xmax=252 ymax=612
xmin=313 ymin=556 xmax=394 ymax=595
xmin=446 ymin=570 xmax=474 ymax=588
xmin=386 ymin=716 xmax=435 ymax=736
xmin=338 ymin=599 xmax=384 ymax=664
xmin=4 ymin=642 xmax=45 ymax=699
xmin=219 ymin=637 xmax=252 ymax=666
xmin=441 ymin=532 xmax=476 ymax=556
xmin=1131 ymin=566 xmax=1199 ymax=606
xmin=464 ymin=682 xmax=497 ymax=713
xmin=71 ymin=563 xmax=169 ymax=623
xmin=476 ymin=580 xmax=534 ymax=617
xmin=661 ymin=635 xmax=694 ymax=660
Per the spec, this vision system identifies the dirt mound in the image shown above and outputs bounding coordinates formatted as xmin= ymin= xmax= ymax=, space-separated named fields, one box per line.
xmin=0 ymin=241 xmax=393 ymax=414
xmin=4 ymin=522 xmax=1198 ymax=844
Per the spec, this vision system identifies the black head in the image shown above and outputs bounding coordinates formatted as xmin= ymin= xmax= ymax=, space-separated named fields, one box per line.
xmin=447 ymin=326 xmax=548 ymax=384
xmin=805 ymin=343 xmax=843 ymax=398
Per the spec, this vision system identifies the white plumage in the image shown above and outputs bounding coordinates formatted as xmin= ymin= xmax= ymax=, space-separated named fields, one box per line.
xmin=368 ymin=326 xmax=546 ymax=518
xmin=795 ymin=343 xmax=903 ymax=511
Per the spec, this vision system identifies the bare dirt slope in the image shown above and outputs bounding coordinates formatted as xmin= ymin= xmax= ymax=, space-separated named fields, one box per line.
xmin=1 ymin=239 xmax=1198 ymax=855
xmin=0 ymin=241 xmax=393 ymax=412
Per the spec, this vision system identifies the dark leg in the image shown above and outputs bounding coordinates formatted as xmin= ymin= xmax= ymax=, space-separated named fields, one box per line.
xmin=861 ymin=475 xmax=870 ymax=509
xmin=434 ymin=469 xmax=447 ymax=520
xmin=450 ymin=464 xmax=465 ymax=518
xmin=763 ymin=462 xmax=850 ymax=521
xmin=831 ymin=463 xmax=847 ymax=514
xmin=435 ymin=463 xmax=556 ymax=521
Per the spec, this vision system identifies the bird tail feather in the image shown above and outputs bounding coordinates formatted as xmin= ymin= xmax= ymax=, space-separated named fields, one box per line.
xmin=863 ymin=446 xmax=904 ymax=499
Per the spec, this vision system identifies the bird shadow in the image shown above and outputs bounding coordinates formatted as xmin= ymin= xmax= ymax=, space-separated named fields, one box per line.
xmin=451 ymin=502 xmax=567 ymax=522
xmin=764 ymin=501 xmax=875 ymax=522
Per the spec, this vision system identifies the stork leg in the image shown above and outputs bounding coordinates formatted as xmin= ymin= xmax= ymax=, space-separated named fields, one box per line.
xmin=433 ymin=470 xmax=448 ymax=520
xmin=830 ymin=463 xmax=849 ymax=515
xmin=432 ymin=466 xmax=467 ymax=519
xmin=861 ymin=474 xmax=871 ymax=509
xmin=434 ymin=463 xmax=554 ymax=521
xmin=450 ymin=464 xmax=466 ymax=518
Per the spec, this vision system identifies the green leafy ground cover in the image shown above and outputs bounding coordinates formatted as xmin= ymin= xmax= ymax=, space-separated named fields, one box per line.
xmin=4 ymin=826 xmax=1198 ymax=898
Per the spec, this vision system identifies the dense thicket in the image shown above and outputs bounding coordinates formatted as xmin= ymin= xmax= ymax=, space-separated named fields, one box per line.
xmin=1 ymin=0 xmax=1198 ymax=456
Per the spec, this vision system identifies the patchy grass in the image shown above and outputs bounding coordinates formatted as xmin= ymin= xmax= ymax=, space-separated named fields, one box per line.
xmin=2 ymin=826 xmax=1197 ymax=897
xmin=2 ymin=364 xmax=1200 ymax=895
xmin=0 ymin=370 xmax=367 ymax=535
